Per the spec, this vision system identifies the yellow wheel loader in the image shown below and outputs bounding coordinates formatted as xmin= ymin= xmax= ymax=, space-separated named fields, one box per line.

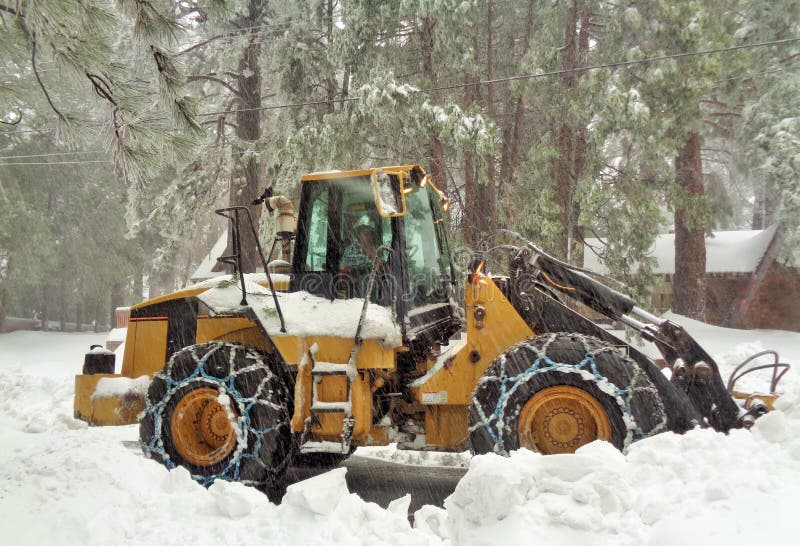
xmin=73 ymin=164 xmax=790 ymax=491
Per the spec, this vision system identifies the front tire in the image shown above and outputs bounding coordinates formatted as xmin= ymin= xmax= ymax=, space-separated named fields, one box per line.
xmin=139 ymin=342 xmax=293 ymax=488
xmin=469 ymin=333 xmax=667 ymax=455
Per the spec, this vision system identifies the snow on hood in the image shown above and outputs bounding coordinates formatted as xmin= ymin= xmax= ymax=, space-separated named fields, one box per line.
xmin=197 ymin=277 xmax=402 ymax=347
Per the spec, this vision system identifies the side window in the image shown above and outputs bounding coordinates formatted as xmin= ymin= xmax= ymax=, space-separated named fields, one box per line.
xmin=403 ymin=186 xmax=449 ymax=308
xmin=305 ymin=185 xmax=329 ymax=271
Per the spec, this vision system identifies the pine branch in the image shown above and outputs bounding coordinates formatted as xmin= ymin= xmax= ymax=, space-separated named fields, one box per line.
xmin=31 ymin=35 xmax=67 ymax=124
xmin=188 ymin=73 xmax=241 ymax=96
xmin=0 ymin=4 xmax=19 ymax=16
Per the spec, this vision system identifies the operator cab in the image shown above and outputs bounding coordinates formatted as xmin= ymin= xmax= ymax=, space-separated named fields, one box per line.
xmin=290 ymin=165 xmax=460 ymax=347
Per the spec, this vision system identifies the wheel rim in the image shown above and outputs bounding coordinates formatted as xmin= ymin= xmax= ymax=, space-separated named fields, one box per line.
xmin=518 ymin=385 xmax=611 ymax=454
xmin=171 ymin=387 xmax=239 ymax=467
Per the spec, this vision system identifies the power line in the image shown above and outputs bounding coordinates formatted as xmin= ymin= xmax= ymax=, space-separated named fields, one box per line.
xmin=0 ymin=150 xmax=103 ymax=160
xmin=722 ymin=64 xmax=800 ymax=81
xmin=428 ymin=36 xmax=800 ymax=92
xmin=3 ymin=36 xmax=799 ymax=131
xmin=0 ymin=159 xmax=111 ymax=166
xmin=196 ymin=36 xmax=800 ymax=117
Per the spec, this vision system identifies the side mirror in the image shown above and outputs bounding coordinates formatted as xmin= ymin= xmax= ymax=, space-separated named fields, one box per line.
xmin=371 ymin=169 xmax=407 ymax=217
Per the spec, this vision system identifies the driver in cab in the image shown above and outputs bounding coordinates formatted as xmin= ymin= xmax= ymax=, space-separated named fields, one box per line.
xmin=341 ymin=214 xmax=377 ymax=271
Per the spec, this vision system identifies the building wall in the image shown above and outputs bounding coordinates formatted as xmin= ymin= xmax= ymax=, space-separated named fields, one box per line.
xmin=706 ymin=276 xmax=750 ymax=326
xmin=652 ymin=267 xmax=800 ymax=332
xmin=741 ymin=264 xmax=800 ymax=332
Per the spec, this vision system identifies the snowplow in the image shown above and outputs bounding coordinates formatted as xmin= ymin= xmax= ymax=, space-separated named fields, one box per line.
xmin=73 ymin=164 xmax=790 ymax=491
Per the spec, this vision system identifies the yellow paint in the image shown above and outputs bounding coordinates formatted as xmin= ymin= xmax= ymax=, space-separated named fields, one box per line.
xmin=371 ymin=169 xmax=408 ymax=217
xmin=301 ymin=165 xmax=420 ymax=182
xmin=518 ymin=385 xmax=610 ymax=454
xmin=196 ymin=318 xmax=270 ymax=352
xmin=408 ymin=274 xmax=535 ymax=449
xmin=130 ymin=287 xmax=208 ymax=311
xmin=411 ymin=275 xmax=534 ymax=406
xmin=732 ymin=390 xmax=780 ymax=411
xmin=287 ymin=336 xmax=390 ymax=438
xmin=310 ymin=373 xmax=373 ymax=441
xmin=73 ymin=374 xmax=143 ymax=426
xmin=424 ymin=406 xmax=469 ymax=450
xmin=122 ymin=320 xmax=168 ymax=378
xmin=272 ymin=336 xmax=395 ymax=369
xmin=364 ymin=426 xmax=389 ymax=446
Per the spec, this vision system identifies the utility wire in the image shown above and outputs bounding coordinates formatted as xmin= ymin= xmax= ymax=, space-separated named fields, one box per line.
xmin=3 ymin=36 xmax=799 ymax=132
xmin=0 ymin=150 xmax=103 ymax=160
xmin=0 ymin=159 xmax=111 ymax=166
xmin=428 ymin=36 xmax=800 ymax=92
xmin=197 ymin=36 xmax=800 ymax=117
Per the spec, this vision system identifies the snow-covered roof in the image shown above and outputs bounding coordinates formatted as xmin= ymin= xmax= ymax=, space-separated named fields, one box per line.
xmin=189 ymin=231 xmax=228 ymax=283
xmin=584 ymin=225 xmax=778 ymax=275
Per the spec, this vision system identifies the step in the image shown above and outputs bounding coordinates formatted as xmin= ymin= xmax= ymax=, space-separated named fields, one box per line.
xmin=311 ymin=362 xmax=351 ymax=376
xmin=311 ymin=400 xmax=352 ymax=413
xmin=299 ymin=440 xmax=348 ymax=454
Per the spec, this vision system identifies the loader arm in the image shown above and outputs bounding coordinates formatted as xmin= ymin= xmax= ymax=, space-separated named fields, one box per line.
xmin=505 ymin=231 xmax=742 ymax=432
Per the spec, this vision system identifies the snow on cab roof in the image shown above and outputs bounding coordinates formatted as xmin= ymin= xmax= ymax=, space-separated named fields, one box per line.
xmin=584 ymin=225 xmax=778 ymax=275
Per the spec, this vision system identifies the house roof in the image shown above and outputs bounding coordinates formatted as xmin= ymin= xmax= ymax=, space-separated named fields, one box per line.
xmin=583 ymin=225 xmax=779 ymax=275
xmin=189 ymin=231 xmax=228 ymax=283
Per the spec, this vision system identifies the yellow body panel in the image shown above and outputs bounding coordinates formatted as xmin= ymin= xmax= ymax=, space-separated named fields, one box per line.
xmin=196 ymin=318 xmax=270 ymax=352
xmin=272 ymin=336 xmax=395 ymax=368
xmin=285 ymin=336 xmax=395 ymax=439
xmin=410 ymin=274 xmax=535 ymax=449
xmin=121 ymin=320 xmax=168 ymax=378
xmin=425 ymin=406 xmax=470 ymax=450
xmin=411 ymin=275 xmax=534 ymax=405
xmin=74 ymin=374 xmax=144 ymax=426
xmin=129 ymin=287 xmax=208 ymax=311
xmin=309 ymin=373 xmax=373 ymax=442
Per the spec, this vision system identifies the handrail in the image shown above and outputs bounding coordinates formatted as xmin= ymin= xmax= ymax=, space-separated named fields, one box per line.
xmin=214 ymin=206 xmax=287 ymax=333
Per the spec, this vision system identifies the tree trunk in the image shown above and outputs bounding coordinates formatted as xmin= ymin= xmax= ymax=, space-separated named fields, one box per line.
xmin=549 ymin=1 xmax=589 ymax=262
xmin=498 ymin=0 xmax=535 ymax=196
xmin=59 ymin=278 xmax=67 ymax=332
xmin=0 ymin=257 xmax=9 ymax=333
xmin=134 ymin=268 xmax=144 ymax=301
xmin=751 ymin=177 xmax=764 ymax=230
xmin=479 ymin=1 xmax=497 ymax=250
xmin=93 ymin=296 xmax=103 ymax=333
xmin=420 ymin=15 xmax=447 ymax=194
xmin=40 ymin=284 xmax=49 ymax=330
xmin=464 ymin=70 xmax=478 ymax=246
xmin=228 ymin=1 xmax=266 ymax=274
xmin=672 ymin=130 xmax=707 ymax=320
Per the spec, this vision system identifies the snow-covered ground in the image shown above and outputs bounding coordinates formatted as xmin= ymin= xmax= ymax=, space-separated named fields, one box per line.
xmin=1 ymin=319 xmax=799 ymax=545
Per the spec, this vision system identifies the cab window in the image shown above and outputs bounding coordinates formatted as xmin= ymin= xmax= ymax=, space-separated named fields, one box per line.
xmin=403 ymin=185 xmax=451 ymax=310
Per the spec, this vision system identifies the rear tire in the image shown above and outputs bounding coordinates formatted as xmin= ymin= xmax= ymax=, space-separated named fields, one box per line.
xmin=469 ymin=333 xmax=667 ymax=455
xmin=139 ymin=342 xmax=293 ymax=488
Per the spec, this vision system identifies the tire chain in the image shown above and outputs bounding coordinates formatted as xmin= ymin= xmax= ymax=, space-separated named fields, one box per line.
xmin=470 ymin=333 xmax=668 ymax=455
xmin=140 ymin=342 xmax=291 ymax=486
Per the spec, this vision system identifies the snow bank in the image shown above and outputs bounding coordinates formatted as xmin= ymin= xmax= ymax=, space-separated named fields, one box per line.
xmin=2 ymin=322 xmax=799 ymax=546
xmin=447 ymin=407 xmax=800 ymax=546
